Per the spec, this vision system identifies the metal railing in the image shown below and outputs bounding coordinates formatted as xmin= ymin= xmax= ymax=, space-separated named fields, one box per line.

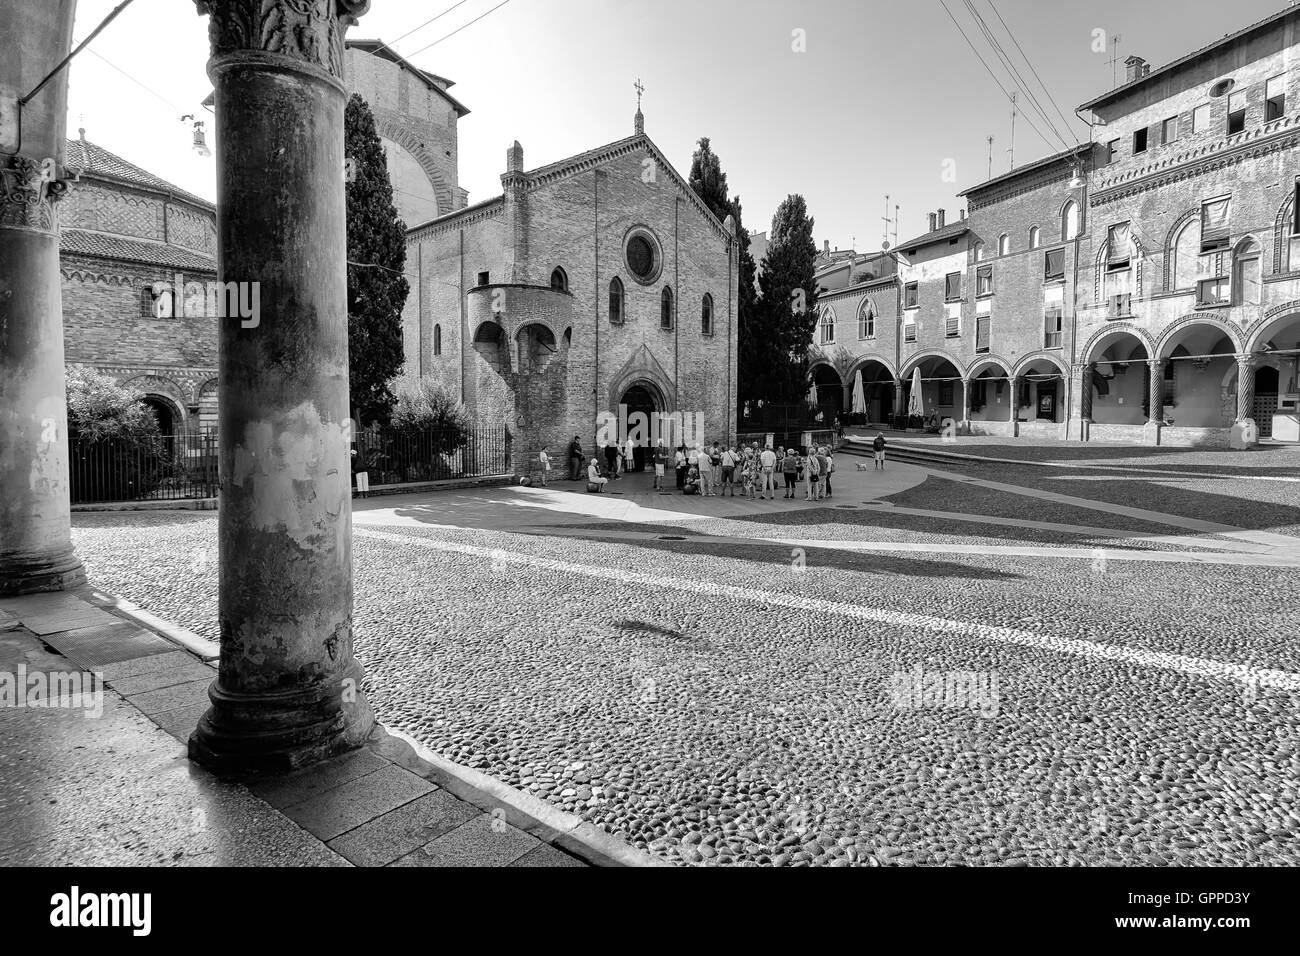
xmin=69 ymin=431 xmax=218 ymax=504
xmin=354 ymin=425 xmax=509 ymax=485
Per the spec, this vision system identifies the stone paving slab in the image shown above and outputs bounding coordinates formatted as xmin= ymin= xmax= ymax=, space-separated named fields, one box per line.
xmin=123 ymin=678 xmax=213 ymax=717
xmin=105 ymin=658 xmax=218 ymax=696
xmin=248 ymin=748 xmax=391 ymax=810
xmin=325 ymin=789 xmax=479 ymax=866
xmin=278 ymin=764 xmax=438 ymax=841
xmin=391 ymin=813 xmax=537 ymax=867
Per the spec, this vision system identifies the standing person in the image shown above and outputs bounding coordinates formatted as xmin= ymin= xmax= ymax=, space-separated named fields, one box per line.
xmin=759 ymin=444 xmax=778 ymax=500
xmin=699 ymin=447 xmax=715 ymax=496
xmin=721 ymin=444 xmax=738 ymax=496
xmin=710 ymin=442 xmax=723 ymax=493
xmin=742 ymin=451 xmax=757 ymax=499
xmin=652 ymin=441 xmax=668 ymax=491
xmin=569 ymin=435 xmax=583 ymax=480
xmin=538 ymin=446 xmax=551 ymax=486
xmin=781 ymin=445 xmax=799 ymax=499
xmin=604 ymin=440 xmax=619 ymax=480
xmin=805 ymin=446 xmax=820 ymax=500
xmin=817 ymin=446 xmax=831 ymax=499
xmin=873 ymin=432 xmax=887 ymax=470
xmin=675 ymin=444 xmax=688 ymax=490
xmin=624 ymin=433 xmax=636 ymax=475
xmin=824 ymin=446 xmax=836 ymax=497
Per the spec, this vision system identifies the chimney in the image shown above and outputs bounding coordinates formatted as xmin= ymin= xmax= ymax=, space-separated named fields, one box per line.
xmin=937 ymin=208 xmax=946 ymax=229
xmin=959 ymin=208 xmax=967 ymax=221
xmin=1125 ymin=55 xmax=1148 ymax=84
xmin=928 ymin=212 xmax=937 ymax=232
xmin=506 ymin=140 xmax=524 ymax=174
xmin=824 ymin=239 xmax=830 ymax=254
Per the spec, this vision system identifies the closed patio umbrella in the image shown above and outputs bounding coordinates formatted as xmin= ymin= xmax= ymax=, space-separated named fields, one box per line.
xmin=907 ymin=367 xmax=924 ymax=418
xmin=851 ymin=370 xmax=866 ymax=414
xmin=807 ymin=381 xmax=818 ymax=406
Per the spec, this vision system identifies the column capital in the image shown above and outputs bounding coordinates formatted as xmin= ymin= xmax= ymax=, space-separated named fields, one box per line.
xmin=1235 ymin=352 xmax=1259 ymax=368
xmin=1147 ymin=357 xmax=1165 ymax=369
xmin=0 ymin=155 xmax=76 ymax=233
xmin=196 ymin=0 xmax=370 ymax=82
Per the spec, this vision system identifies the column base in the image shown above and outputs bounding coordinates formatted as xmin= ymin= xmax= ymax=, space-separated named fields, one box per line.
xmin=1229 ymin=419 xmax=1258 ymax=449
xmin=1143 ymin=420 xmax=1163 ymax=446
xmin=0 ymin=547 xmax=86 ymax=597
xmin=189 ymin=660 xmax=375 ymax=775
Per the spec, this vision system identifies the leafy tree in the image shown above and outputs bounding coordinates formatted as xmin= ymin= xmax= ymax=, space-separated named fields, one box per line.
xmin=65 ymin=365 xmax=162 ymax=448
xmin=754 ymin=194 xmax=820 ymax=403
xmin=390 ymin=376 xmax=471 ymax=435
xmin=345 ymin=93 xmax=408 ymax=426
xmin=688 ymin=137 xmax=759 ymax=405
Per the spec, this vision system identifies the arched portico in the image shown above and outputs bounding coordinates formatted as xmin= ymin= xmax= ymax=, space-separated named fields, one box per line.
xmin=810 ymin=361 xmax=844 ymax=424
xmin=899 ymin=352 xmax=966 ymax=428
xmin=844 ymin=355 xmax=896 ymax=425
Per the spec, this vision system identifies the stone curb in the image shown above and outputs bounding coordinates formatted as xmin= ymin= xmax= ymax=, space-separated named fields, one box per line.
xmin=82 ymin=588 xmax=220 ymax=661
xmin=383 ymin=727 xmax=673 ymax=868
xmin=72 ymin=498 xmax=218 ymax=512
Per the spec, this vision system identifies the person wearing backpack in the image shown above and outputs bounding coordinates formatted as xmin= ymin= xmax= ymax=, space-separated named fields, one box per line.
xmin=873 ymin=432 xmax=887 ymax=470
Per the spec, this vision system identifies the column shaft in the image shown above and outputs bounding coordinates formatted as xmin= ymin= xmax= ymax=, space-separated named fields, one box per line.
xmin=1148 ymin=359 xmax=1165 ymax=424
xmin=0 ymin=0 xmax=85 ymax=595
xmin=190 ymin=0 xmax=374 ymax=773
xmin=1236 ymin=355 xmax=1257 ymax=422
xmin=1079 ymin=363 xmax=1095 ymax=422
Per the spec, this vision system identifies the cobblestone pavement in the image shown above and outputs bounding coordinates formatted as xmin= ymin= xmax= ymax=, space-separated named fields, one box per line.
xmin=71 ymin=457 xmax=1300 ymax=866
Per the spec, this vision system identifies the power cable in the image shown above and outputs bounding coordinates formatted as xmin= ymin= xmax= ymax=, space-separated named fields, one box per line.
xmin=985 ymin=0 xmax=1080 ymax=144
xmin=404 ymin=0 xmax=514 ymax=58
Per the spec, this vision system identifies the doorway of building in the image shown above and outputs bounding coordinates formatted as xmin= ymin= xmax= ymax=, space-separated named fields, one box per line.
xmin=1253 ymin=366 xmax=1280 ymax=439
xmin=620 ymin=383 xmax=659 ymax=471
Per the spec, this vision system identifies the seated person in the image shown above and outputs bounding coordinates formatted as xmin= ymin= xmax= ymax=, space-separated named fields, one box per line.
xmin=683 ymin=463 xmax=701 ymax=495
xmin=586 ymin=457 xmax=608 ymax=492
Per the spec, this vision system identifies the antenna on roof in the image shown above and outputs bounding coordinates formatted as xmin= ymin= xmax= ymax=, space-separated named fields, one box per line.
xmin=1106 ymin=33 xmax=1124 ymax=88
xmin=987 ymin=135 xmax=994 ymax=179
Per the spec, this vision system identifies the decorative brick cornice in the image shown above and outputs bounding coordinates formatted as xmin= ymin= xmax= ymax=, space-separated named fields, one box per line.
xmin=405 ymin=198 xmax=503 ymax=243
xmin=196 ymin=0 xmax=369 ymax=82
xmin=1091 ymin=120 xmax=1300 ymax=207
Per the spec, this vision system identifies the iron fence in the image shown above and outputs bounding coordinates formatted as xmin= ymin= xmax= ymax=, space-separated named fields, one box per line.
xmin=353 ymin=425 xmax=509 ymax=485
xmin=69 ymin=431 xmax=218 ymax=504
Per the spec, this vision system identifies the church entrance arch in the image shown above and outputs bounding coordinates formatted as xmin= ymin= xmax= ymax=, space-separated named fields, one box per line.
xmin=618 ymin=380 xmax=664 ymax=471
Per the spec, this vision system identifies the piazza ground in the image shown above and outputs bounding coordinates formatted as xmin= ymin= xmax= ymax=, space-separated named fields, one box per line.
xmin=68 ymin=437 xmax=1300 ymax=867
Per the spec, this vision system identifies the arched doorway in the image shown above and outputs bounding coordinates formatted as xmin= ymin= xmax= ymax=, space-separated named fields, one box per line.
xmin=142 ymin=396 xmax=180 ymax=457
xmin=847 ymin=358 xmax=895 ymax=426
xmin=1086 ymin=330 xmax=1151 ymax=426
xmin=900 ymin=354 xmax=965 ymax=428
xmin=810 ymin=363 xmax=843 ymax=425
xmin=618 ymin=381 xmax=663 ymax=471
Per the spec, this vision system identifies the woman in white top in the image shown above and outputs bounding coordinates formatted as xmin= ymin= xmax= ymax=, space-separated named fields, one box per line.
xmin=587 ymin=457 xmax=608 ymax=491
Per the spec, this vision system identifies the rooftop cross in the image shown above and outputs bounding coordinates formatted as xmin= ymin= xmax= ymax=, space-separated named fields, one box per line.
xmin=634 ymin=78 xmax=644 ymax=111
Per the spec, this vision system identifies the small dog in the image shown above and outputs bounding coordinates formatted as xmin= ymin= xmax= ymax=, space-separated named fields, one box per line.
xmin=855 ymin=461 xmax=871 ymax=471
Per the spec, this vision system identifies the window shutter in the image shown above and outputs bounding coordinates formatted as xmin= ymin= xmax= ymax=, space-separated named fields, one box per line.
xmin=1201 ymin=198 xmax=1230 ymax=248
xmin=1044 ymin=249 xmax=1064 ymax=280
xmin=1107 ymin=223 xmax=1131 ymax=264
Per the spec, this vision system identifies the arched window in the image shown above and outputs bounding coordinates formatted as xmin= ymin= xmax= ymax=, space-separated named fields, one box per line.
xmin=858 ymin=299 xmax=875 ymax=339
xmin=660 ymin=285 xmax=673 ymax=329
xmin=701 ymin=293 xmax=714 ymax=336
xmin=609 ymin=277 xmax=624 ymax=324
xmin=1104 ymin=221 xmax=1135 ymax=314
xmin=974 ymin=241 xmax=985 ymax=262
xmin=1171 ymin=218 xmax=1200 ymax=290
xmin=1028 ymin=225 xmax=1040 ymax=249
xmin=819 ymin=305 xmax=836 ymax=345
xmin=433 ymin=323 xmax=442 ymax=356
xmin=998 ymin=234 xmax=1010 ymax=256
xmin=1234 ymin=238 xmax=1261 ymax=306
xmin=1061 ymin=200 xmax=1079 ymax=241
xmin=550 ymin=267 xmax=568 ymax=292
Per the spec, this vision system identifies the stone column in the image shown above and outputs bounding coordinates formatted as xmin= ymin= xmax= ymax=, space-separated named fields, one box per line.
xmin=1079 ymin=363 xmax=1095 ymax=422
xmin=893 ymin=379 xmax=904 ymax=424
xmin=1008 ymin=375 xmax=1021 ymax=437
xmin=957 ymin=377 xmax=969 ymax=435
xmin=1231 ymin=353 xmax=1258 ymax=449
xmin=0 ymin=0 xmax=86 ymax=596
xmin=1144 ymin=358 xmax=1165 ymax=444
xmin=189 ymin=0 xmax=374 ymax=773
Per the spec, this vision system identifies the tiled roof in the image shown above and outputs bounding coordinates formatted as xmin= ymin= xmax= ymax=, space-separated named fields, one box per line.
xmin=65 ymin=138 xmax=214 ymax=211
xmin=958 ymin=144 xmax=1092 ymax=199
xmin=895 ymin=221 xmax=970 ymax=253
xmin=61 ymin=230 xmax=216 ymax=272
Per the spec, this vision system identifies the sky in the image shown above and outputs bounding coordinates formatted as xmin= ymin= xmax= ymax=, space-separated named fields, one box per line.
xmin=64 ymin=0 xmax=1292 ymax=252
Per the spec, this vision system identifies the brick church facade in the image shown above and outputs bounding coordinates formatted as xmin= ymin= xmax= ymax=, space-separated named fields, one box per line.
xmin=61 ymin=41 xmax=739 ymax=470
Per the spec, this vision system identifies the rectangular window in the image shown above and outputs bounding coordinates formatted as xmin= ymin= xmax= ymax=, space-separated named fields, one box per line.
xmin=945 ymin=304 xmax=961 ymax=338
xmin=904 ymin=282 xmax=918 ymax=309
xmin=903 ymin=321 xmax=917 ymax=343
xmin=1293 ymin=180 xmax=1300 ymax=236
xmin=1044 ymin=248 xmax=1065 ymax=281
xmin=1267 ymin=74 xmax=1286 ymax=121
xmin=939 ymin=381 xmax=954 ymax=406
xmin=1162 ymin=116 xmax=1178 ymax=145
xmin=976 ymin=265 xmax=993 ymax=297
xmin=1043 ymin=285 xmax=1064 ymax=349
xmin=976 ymin=315 xmax=991 ymax=353
xmin=944 ymin=272 xmax=962 ymax=302
xmin=1227 ymin=91 xmax=1247 ymax=134
xmin=1197 ymin=275 xmax=1230 ymax=306
xmin=477 ymin=271 xmax=489 ymax=286
xmin=1192 ymin=103 xmax=1210 ymax=134
xmin=1107 ymin=222 xmax=1132 ymax=268
xmin=1200 ymin=197 xmax=1231 ymax=253
xmin=1133 ymin=127 xmax=1148 ymax=153
xmin=1105 ymin=138 xmax=1121 ymax=164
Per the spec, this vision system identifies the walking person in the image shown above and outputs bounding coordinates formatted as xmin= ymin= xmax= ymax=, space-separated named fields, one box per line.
xmin=759 ymin=444 xmax=778 ymax=500
xmin=824 ymin=446 xmax=835 ymax=497
xmin=781 ymin=445 xmax=799 ymax=499
xmin=568 ymin=435 xmax=583 ymax=481
xmin=873 ymin=432 xmax=887 ymax=470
